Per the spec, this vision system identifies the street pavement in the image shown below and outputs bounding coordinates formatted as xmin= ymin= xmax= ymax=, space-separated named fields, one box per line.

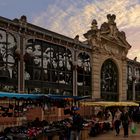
xmin=87 ymin=123 xmax=140 ymax=140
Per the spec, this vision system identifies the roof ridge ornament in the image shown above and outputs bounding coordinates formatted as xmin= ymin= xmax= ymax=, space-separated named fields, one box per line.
xmin=91 ymin=19 xmax=98 ymax=30
xmin=100 ymin=14 xmax=117 ymax=37
xmin=18 ymin=15 xmax=27 ymax=34
xmin=13 ymin=15 xmax=27 ymax=23
xmin=83 ymin=14 xmax=131 ymax=51
xmin=20 ymin=15 xmax=27 ymax=23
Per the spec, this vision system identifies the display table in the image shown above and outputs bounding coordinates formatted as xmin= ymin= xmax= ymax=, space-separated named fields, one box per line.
xmin=89 ymin=120 xmax=111 ymax=137
xmin=44 ymin=128 xmax=65 ymax=140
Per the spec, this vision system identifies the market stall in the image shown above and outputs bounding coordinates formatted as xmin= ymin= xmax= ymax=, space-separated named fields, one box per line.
xmin=80 ymin=101 xmax=139 ymax=107
xmin=0 ymin=92 xmax=90 ymax=120
xmin=0 ymin=91 xmax=43 ymax=99
xmin=80 ymin=101 xmax=139 ymax=137
xmin=0 ymin=92 xmax=90 ymax=140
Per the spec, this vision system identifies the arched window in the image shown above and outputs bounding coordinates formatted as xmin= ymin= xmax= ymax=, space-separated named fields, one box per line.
xmin=0 ymin=29 xmax=17 ymax=92
xmin=25 ymin=39 xmax=73 ymax=95
xmin=101 ymin=59 xmax=118 ymax=101
xmin=0 ymin=29 xmax=17 ymax=79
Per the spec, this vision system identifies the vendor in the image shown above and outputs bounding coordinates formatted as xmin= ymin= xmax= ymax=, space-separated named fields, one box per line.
xmin=106 ymin=109 xmax=113 ymax=128
xmin=113 ymin=108 xmax=122 ymax=136
xmin=106 ymin=109 xmax=112 ymax=120
xmin=70 ymin=107 xmax=84 ymax=140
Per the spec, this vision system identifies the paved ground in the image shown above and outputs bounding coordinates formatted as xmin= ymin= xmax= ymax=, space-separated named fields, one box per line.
xmin=87 ymin=123 xmax=140 ymax=140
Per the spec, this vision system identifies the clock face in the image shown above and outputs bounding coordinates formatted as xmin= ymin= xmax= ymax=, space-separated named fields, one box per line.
xmin=101 ymin=59 xmax=118 ymax=100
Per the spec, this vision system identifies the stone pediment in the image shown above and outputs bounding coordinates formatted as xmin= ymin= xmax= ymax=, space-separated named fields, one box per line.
xmin=101 ymin=34 xmax=131 ymax=49
xmin=84 ymin=14 xmax=131 ymax=52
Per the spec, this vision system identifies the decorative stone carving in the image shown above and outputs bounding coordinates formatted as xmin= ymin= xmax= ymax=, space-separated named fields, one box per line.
xmin=83 ymin=19 xmax=98 ymax=40
xmin=122 ymin=48 xmax=128 ymax=57
xmin=90 ymin=34 xmax=101 ymax=47
xmin=133 ymin=57 xmax=137 ymax=61
xmin=99 ymin=14 xmax=119 ymax=40
xmin=101 ymin=43 xmax=121 ymax=57
xmin=100 ymin=22 xmax=110 ymax=34
xmin=18 ymin=15 xmax=27 ymax=33
xmin=91 ymin=19 xmax=98 ymax=30
xmin=107 ymin=14 xmax=117 ymax=37
xmin=83 ymin=14 xmax=131 ymax=58
xmin=20 ymin=15 xmax=27 ymax=23
xmin=74 ymin=35 xmax=79 ymax=43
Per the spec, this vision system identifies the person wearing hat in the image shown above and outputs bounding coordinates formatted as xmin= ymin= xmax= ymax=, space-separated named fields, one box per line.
xmin=24 ymin=44 xmax=35 ymax=80
xmin=33 ymin=44 xmax=41 ymax=56
xmin=70 ymin=107 xmax=84 ymax=140
xmin=43 ymin=47 xmax=56 ymax=82
xmin=33 ymin=55 xmax=41 ymax=80
xmin=77 ymin=58 xmax=84 ymax=86
xmin=44 ymin=47 xmax=54 ymax=60
xmin=7 ymin=53 xmax=17 ymax=79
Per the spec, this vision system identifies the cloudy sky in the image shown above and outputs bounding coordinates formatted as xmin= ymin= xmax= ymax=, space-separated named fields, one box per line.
xmin=0 ymin=0 xmax=140 ymax=61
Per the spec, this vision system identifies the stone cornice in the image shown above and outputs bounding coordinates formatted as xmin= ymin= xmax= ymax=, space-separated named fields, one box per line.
xmin=101 ymin=35 xmax=131 ymax=49
xmin=0 ymin=15 xmax=92 ymax=52
xmin=127 ymin=58 xmax=140 ymax=66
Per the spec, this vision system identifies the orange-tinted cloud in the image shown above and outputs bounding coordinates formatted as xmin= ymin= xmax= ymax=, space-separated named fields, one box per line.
xmin=32 ymin=0 xmax=140 ymax=61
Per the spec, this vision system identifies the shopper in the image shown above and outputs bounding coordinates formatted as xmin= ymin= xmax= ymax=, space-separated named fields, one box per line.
xmin=70 ymin=107 xmax=84 ymax=140
xmin=120 ymin=107 xmax=130 ymax=138
xmin=113 ymin=108 xmax=122 ymax=136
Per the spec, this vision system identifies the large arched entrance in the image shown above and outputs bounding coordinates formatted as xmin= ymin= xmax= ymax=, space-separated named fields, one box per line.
xmin=101 ymin=59 xmax=118 ymax=101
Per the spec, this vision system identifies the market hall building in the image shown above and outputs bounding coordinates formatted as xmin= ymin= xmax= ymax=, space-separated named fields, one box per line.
xmin=0 ymin=14 xmax=139 ymax=102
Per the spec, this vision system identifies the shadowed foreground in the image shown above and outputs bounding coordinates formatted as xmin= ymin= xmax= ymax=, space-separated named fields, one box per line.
xmin=88 ymin=123 xmax=140 ymax=140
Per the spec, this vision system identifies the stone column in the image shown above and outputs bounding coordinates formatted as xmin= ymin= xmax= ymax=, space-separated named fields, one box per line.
xmin=119 ymin=61 xmax=127 ymax=101
xmin=91 ymin=53 xmax=101 ymax=99
xmin=18 ymin=34 xmax=25 ymax=93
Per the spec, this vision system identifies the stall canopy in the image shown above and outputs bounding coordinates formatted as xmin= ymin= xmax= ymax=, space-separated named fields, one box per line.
xmin=44 ymin=94 xmax=90 ymax=101
xmin=0 ymin=92 xmax=90 ymax=101
xmin=80 ymin=101 xmax=139 ymax=107
xmin=0 ymin=91 xmax=43 ymax=100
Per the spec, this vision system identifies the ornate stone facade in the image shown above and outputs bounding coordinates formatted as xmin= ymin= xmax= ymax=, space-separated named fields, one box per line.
xmin=84 ymin=14 xmax=131 ymax=101
xmin=0 ymin=15 xmax=92 ymax=97
xmin=0 ymin=14 xmax=140 ymax=101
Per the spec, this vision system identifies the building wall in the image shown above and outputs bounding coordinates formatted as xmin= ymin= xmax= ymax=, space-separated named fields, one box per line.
xmin=0 ymin=15 xmax=92 ymax=97
xmin=84 ymin=14 xmax=131 ymax=101
xmin=91 ymin=45 xmax=128 ymax=101
xmin=0 ymin=15 xmax=140 ymax=101
xmin=1 ymin=14 xmax=140 ymax=128
xmin=127 ymin=59 xmax=140 ymax=100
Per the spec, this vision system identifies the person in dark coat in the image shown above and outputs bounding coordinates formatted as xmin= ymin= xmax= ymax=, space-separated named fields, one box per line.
xmin=113 ymin=108 xmax=122 ymax=136
xmin=70 ymin=108 xmax=84 ymax=140
xmin=120 ymin=107 xmax=130 ymax=138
